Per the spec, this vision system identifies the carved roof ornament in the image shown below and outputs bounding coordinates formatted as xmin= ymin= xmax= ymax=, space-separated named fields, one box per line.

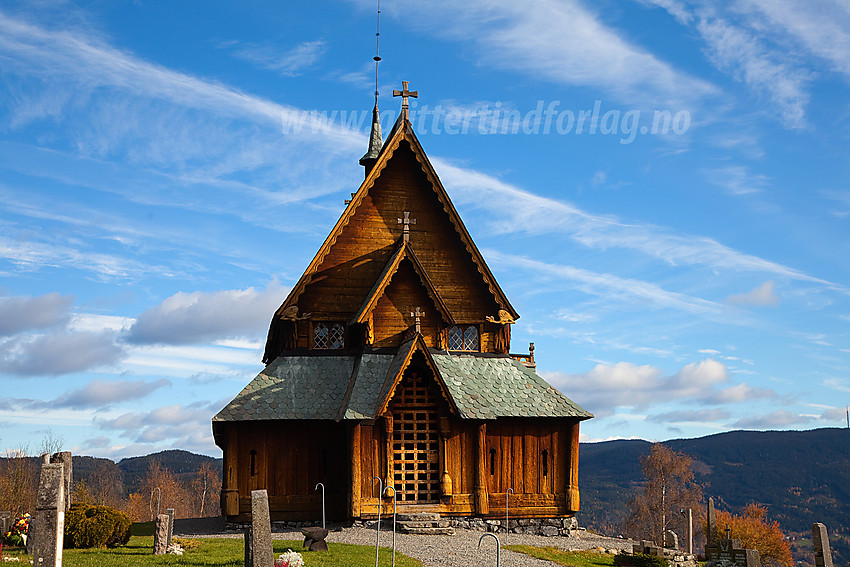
xmin=393 ymin=80 xmax=418 ymax=121
xmin=486 ymin=309 xmax=516 ymax=325
xmin=410 ymin=307 xmax=426 ymax=334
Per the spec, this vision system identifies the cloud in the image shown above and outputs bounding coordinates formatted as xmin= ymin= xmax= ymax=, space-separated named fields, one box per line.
xmin=726 ymin=280 xmax=780 ymax=307
xmin=703 ymin=165 xmax=769 ymax=196
xmin=381 ymin=0 xmax=715 ymax=107
xmin=96 ymin=402 xmax=219 ymax=451
xmin=545 ymin=358 xmax=729 ymax=417
xmin=703 ymin=382 xmax=776 ymax=404
xmin=126 ymin=281 xmax=287 ymax=345
xmin=0 ymin=292 xmax=73 ymax=336
xmin=434 ymin=159 xmax=834 ymax=288
xmin=0 ymin=330 xmax=124 ymax=376
xmin=647 ymin=408 xmax=730 ymax=424
xmin=227 ymin=40 xmax=327 ymax=77
xmin=52 ymin=379 xmax=171 ymax=409
xmin=732 ymin=410 xmax=814 ymax=429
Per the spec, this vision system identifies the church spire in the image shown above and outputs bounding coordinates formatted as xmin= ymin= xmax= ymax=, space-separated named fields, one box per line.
xmin=359 ymin=0 xmax=383 ymax=176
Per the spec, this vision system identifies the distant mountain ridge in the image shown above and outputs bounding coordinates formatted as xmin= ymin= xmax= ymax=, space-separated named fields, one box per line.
xmin=578 ymin=427 xmax=850 ymax=563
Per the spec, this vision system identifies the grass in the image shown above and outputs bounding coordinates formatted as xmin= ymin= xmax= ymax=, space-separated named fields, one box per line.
xmin=504 ymin=545 xmax=617 ymax=567
xmin=0 ymin=536 xmax=423 ymax=566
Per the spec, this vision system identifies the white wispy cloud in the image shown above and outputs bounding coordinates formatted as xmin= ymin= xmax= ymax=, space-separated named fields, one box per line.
xmin=0 ymin=292 xmax=73 ymax=336
xmin=726 ymin=280 xmax=780 ymax=307
xmin=227 ymin=39 xmax=327 ymax=77
xmin=375 ymin=0 xmax=716 ymax=107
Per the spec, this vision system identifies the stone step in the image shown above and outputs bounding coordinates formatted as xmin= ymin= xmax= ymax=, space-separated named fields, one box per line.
xmin=398 ymin=526 xmax=456 ymax=536
xmin=396 ymin=512 xmax=441 ymax=522
xmin=397 ymin=520 xmax=452 ymax=529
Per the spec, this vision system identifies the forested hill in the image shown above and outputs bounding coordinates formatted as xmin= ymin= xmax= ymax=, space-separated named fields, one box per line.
xmin=578 ymin=427 xmax=850 ymax=543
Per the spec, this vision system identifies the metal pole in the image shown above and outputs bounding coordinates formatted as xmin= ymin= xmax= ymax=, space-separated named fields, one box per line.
xmin=505 ymin=488 xmax=513 ymax=539
xmin=315 ymin=483 xmax=326 ymax=530
xmin=478 ymin=532 xmax=501 ymax=567
xmin=372 ymin=476 xmax=382 ymax=567
xmin=384 ymin=485 xmax=397 ymax=567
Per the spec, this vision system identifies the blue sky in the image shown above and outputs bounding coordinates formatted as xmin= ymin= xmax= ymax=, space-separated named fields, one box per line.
xmin=1 ymin=0 xmax=848 ymax=460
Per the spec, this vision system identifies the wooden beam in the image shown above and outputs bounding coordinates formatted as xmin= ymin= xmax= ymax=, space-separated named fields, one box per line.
xmin=350 ymin=422 xmax=362 ymax=518
xmin=222 ymin=425 xmax=239 ymax=516
xmin=475 ymin=422 xmax=489 ymax=515
xmin=384 ymin=414 xmax=394 ymax=491
xmin=567 ymin=422 xmax=580 ymax=512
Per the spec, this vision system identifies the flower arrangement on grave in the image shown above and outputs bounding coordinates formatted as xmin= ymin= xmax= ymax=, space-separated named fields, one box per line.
xmin=166 ymin=543 xmax=184 ymax=555
xmin=2 ymin=514 xmax=30 ymax=547
xmin=275 ymin=549 xmax=305 ymax=567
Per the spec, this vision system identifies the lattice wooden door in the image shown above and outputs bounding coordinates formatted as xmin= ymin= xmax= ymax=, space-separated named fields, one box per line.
xmin=389 ymin=371 xmax=440 ymax=503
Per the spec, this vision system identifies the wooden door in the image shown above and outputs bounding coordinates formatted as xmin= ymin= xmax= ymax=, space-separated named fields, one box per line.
xmin=389 ymin=370 xmax=440 ymax=503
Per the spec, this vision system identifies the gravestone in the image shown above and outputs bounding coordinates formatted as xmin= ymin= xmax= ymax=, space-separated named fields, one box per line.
xmin=665 ymin=529 xmax=679 ymax=550
xmin=153 ymin=514 xmax=169 ymax=555
xmin=0 ymin=511 xmax=11 ymax=537
xmin=633 ymin=540 xmax=663 ymax=557
xmin=166 ymin=508 xmax=175 ymax=547
xmin=51 ymin=452 xmax=73 ymax=512
xmin=245 ymin=490 xmax=273 ymax=567
xmin=812 ymin=523 xmax=834 ymax=567
xmin=705 ymin=538 xmax=760 ymax=567
xmin=707 ymin=496 xmax=717 ymax=543
xmin=32 ymin=462 xmax=65 ymax=567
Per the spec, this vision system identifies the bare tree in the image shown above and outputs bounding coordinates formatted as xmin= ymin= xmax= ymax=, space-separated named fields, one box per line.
xmin=189 ymin=462 xmax=222 ymax=517
xmin=37 ymin=429 xmax=65 ymax=457
xmin=624 ymin=443 xmax=703 ymax=545
xmin=0 ymin=447 xmax=38 ymax=517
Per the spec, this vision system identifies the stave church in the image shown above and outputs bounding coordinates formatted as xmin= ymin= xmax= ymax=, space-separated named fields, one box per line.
xmin=213 ymin=82 xmax=592 ymax=522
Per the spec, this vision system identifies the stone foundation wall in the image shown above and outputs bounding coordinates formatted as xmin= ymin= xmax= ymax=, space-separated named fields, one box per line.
xmin=449 ymin=517 xmax=579 ymax=536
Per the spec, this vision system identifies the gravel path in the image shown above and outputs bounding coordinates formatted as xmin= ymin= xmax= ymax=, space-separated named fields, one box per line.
xmin=174 ymin=519 xmax=634 ymax=566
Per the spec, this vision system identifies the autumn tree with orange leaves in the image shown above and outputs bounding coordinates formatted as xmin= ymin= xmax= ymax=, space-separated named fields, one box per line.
xmin=710 ymin=504 xmax=792 ymax=567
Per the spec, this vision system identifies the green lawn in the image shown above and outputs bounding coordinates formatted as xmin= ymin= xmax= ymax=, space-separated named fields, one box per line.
xmin=0 ymin=536 xmax=422 ymax=566
xmin=504 ymin=545 xmax=617 ymax=567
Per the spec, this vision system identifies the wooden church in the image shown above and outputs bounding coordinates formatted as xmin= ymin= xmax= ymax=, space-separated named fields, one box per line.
xmin=213 ymin=82 xmax=592 ymax=522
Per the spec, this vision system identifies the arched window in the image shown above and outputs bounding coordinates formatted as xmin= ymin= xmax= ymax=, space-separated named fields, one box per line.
xmin=448 ymin=325 xmax=479 ymax=351
xmin=313 ymin=322 xmax=345 ymax=349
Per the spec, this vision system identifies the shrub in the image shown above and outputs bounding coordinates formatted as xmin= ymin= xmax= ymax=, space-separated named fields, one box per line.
xmin=614 ymin=553 xmax=669 ymax=567
xmin=64 ymin=503 xmax=131 ymax=548
xmin=712 ymin=504 xmax=793 ymax=567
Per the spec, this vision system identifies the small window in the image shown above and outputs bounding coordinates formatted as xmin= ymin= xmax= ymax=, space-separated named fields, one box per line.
xmin=249 ymin=450 xmax=257 ymax=476
xmin=448 ymin=325 xmax=479 ymax=351
xmin=314 ymin=322 xmax=345 ymax=349
xmin=489 ymin=448 xmax=497 ymax=476
xmin=542 ymin=449 xmax=549 ymax=478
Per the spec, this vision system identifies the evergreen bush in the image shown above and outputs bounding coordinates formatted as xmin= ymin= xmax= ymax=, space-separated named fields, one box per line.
xmin=63 ymin=503 xmax=131 ymax=548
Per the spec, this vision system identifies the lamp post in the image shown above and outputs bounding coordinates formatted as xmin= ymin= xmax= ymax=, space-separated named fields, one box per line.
xmin=315 ymin=483 xmax=326 ymax=530
xmin=505 ymin=488 xmax=514 ymax=539
xmin=384 ymin=484 xmax=397 ymax=567
xmin=478 ymin=532 xmax=501 ymax=567
xmin=371 ymin=476 xmax=383 ymax=567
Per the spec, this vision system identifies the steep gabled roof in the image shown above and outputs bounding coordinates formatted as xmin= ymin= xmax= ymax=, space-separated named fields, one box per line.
xmin=269 ymin=115 xmax=518 ymax=327
xmin=351 ymin=240 xmax=454 ymax=326
xmin=371 ymin=334 xmax=459 ymax=418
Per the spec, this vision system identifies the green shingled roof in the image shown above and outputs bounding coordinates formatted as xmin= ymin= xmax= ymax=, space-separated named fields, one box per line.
xmin=213 ymin=355 xmax=355 ymax=422
xmin=432 ymin=354 xmax=592 ymax=419
xmin=214 ymin=349 xmax=592 ymax=422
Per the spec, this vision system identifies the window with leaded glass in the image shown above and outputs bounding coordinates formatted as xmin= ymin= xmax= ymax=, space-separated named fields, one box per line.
xmin=313 ymin=322 xmax=345 ymax=349
xmin=448 ymin=325 xmax=479 ymax=351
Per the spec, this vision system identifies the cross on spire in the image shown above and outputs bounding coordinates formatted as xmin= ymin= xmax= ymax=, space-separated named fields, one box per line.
xmin=397 ymin=211 xmax=416 ymax=242
xmin=393 ymin=80 xmax=418 ymax=120
xmin=410 ymin=307 xmax=426 ymax=334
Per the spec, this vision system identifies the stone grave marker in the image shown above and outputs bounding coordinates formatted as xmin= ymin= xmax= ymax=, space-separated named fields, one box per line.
xmin=665 ymin=529 xmax=679 ymax=550
xmin=0 ymin=511 xmax=11 ymax=537
xmin=166 ymin=508 xmax=175 ymax=547
xmin=245 ymin=490 xmax=273 ymax=567
xmin=153 ymin=514 xmax=169 ymax=555
xmin=32 ymin=462 xmax=65 ymax=567
xmin=51 ymin=452 xmax=73 ymax=512
xmin=633 ymin=540 xmax=663 ymax=557
xmin=707 ymin=496 xmax=717 ymax=543
xmin=812 ymin=523 xmax=834 ymax=567
xmin=705 ymin=537 xmax=760 ymax=567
